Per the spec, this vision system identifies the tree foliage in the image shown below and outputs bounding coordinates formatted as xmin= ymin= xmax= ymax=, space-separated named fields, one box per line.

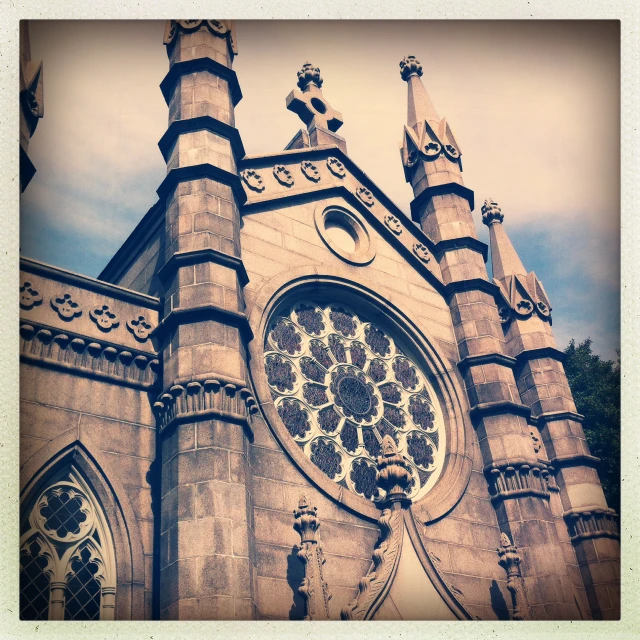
xmin=563 ymin=338 xmax=620 ymax=513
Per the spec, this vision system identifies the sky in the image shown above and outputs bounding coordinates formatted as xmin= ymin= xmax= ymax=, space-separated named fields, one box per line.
xmin=20 ymin=20 xmax=620 ymax=359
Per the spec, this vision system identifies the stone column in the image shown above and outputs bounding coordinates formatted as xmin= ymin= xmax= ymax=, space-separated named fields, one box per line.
xmin=154 ymin=20 xmax=257 ymax=620
xmin=483 ymin=201 xmax=621 ymax=619
xmin=399 ymin=55 xmax=580 ymax=619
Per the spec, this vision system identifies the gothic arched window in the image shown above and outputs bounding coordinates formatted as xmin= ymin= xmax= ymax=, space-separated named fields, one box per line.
xmin=20 ymin=469 xmax=116 ymax=620
xmin=264 ymin=300 xmax=445 ymax=502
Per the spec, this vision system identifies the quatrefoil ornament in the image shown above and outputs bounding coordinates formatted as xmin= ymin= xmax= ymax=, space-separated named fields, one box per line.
xmin=273 ymin=165 xmax=294 ymax=187
xmin=326 ymin=157 xmax=346 ymax=178
xmin=90 ymin=304 xmax=120 ymax=332
xmin=384 ymin=214 xmax=403 ymax=235
xmin=127 ymin=315 xmax=154 ymax=342
xmin=51 ymin=293 xmax=82 ymax=321
xmin=413 ymin=243 xmax=431 ymax=264
xmin=20 ymin=281 xmax=43 ymax=310
xmin=241 ymin=169 xmax=265 ymax=192
xmin=301 ymin=161 xmax=321 ymax=182
xmin=356 ymin=187 xmax=375 ymax=207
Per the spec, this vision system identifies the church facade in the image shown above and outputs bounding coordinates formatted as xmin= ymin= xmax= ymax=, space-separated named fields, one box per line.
xmin=18 ymin=20 xmax=620 ymax=621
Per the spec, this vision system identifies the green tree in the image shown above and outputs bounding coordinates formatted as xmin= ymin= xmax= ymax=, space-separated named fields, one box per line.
xmin=563 ymin=338 xmax=620 ymax=513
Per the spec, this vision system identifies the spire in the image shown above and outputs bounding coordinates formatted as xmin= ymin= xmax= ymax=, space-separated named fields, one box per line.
xmin=482 ymin=198 xmax=553 ymax=323
xmin=400 ymin=55 xmax=439 ymax=128
xmin=482 ymin=198 xmax=527 ymax=280
xmin=285 ymin=62 xmax=346 ymax=153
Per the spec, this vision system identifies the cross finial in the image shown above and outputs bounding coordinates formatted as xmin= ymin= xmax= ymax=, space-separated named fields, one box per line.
xmin=400 ymin=55 xmax=423 ymax=82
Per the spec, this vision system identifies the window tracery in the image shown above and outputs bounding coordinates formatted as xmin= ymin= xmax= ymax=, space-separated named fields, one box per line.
xmin=19 ymin=470 xmax=116 ymax=620
xmin=264 ymin=300 xmax=445 ymax=502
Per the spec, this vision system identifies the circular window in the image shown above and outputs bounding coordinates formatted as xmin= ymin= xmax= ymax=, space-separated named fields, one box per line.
xmin=314 ymin=205 xmax=376 ymax=265
xmin=263 ymin=300 xmax=445 ymax=503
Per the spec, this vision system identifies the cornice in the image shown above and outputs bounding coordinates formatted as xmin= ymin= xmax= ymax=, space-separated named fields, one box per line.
xmin=444 ymin=277 xmax=500 ymax=300
xmin=21 ymin=257 xmax=161 ymax=311
xmin=157 ymin=248 xmax=249 ymax=287
xmin=409 ymin=182 xmax=476 ymax=223
xmin=457 ymin=353 xmax=517 ymax=373
xmin=431 ymin=236 xmax=488 ymax=263
xmin=469 ymin=401 xmax=531 ymax=420
xmin=513 ymin=346 xmax=566 ymax=365
xmin=19 ymin=321 xmax=160 ymax=391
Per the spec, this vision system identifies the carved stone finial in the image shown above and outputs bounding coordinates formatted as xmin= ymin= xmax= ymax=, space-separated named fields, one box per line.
xmin=497 ymin=532 xmax=532 ymax=620
xmin=481 ymin=198 xmax=504 ymax=225
xmin=163 ymin=20 xmax=237 ymax=55
xmin=292 ymin=495 xmax=332 ymax=620
xmin=376 ymin=436 xmax=412 ymax=504
xmin=297 ymin=61 xmax=323 ymax=90
xmin=293 ymin=493 xmax=320 ymax=544
xmin=400 ymin=55 xmax=423 ymax=82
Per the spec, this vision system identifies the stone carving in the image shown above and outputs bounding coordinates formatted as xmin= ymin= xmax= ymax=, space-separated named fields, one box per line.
xmin=297 ymin=62 xmax=323 ymax=90
xmin=384 ymin=214 xmax=402 ymax=235
xmin=293 ymin=495 xmax=332 ymax=620
xmin=126 ymin=315 xmax=153 ymax=342
xmin=486 ymin=462 xmax=554 ymax=502
xmin=399 ymin=55 xmax=423 ymax=81
xmin=401 ymin=117 xmax=462 ymax=172
xmin=356 ymin=187 xmax=375 ymax=207
xmin=497 ymin=532 xmax=532 ymax=620
xmin=19 ymin=323 xmax=159 ymax=389
xmin=265 ymin=301 xmax=443 ymax=502
xmin=273 ymin=164 xmax=294 ymax=187
xmin=326 ymin=157 xmax=346 ymax=178
xmin=301 ymin=160 xmax=321 ymax=182
xmin=50 ymin=293 xmax=82 ymax=321
xmin=153 ymin=380 xmax=258 ymax=433
xmin=89 ymin=305 xmax=119 ymax=332
xmin=163 ymin=20 xmax=237 ymax=55
xmin=564 ymin=508 xmax=619 ymax=542
xmin=241 ymin=169 xmax=265 ymax=192
xmin=413 ymin=242 xmax=431 ymax=263
xmin=481 ymin=198 xmax=504 ymax=225
xmin=529 ymin=428 xmax=542 ymax=454
xmin=341 ymin=437 xmax=411 ymax=620
xmin=20 ymin=281 xmax=43 ymax=310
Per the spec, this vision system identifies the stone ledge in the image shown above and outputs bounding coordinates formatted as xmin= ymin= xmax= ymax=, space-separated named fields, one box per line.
xmin=153 ymin=304 xmax=254 ymax=342
xmin=157 ymin=248 xmax=249 ymax=287
xmin=513 ymin=346 xmax=567 ymax=365
xmin=469 ymin=400 xmax=531 ymax=419
xmin=536 ymin=410 xmax=585 ymax=425
xmin=457 ymin=353 xmax=517 ymax=373
xmin=444 ymin=277 xmax=500 ymax=300
xmin=563 ymin=507 xmax=619 ymax=543
xmin=157 ymin=162 xmax=246 ymax=206
xmin=432 ymin=236 xmax=488 ymax=263
xmin=549 ymin=453 xmax=601 ymax=469
xmin=158 ymin=115 xmax=245 ymax=163
xmin=409 ymin=182 xmax=476 ymax=223
xmin=20 ymin=322 xmax=160 ymax=390
xmin=160 ymin=57 xmax=242 ymax=106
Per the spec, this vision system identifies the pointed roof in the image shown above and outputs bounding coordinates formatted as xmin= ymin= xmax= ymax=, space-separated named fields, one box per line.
xmin=400 ymin=55 xmax=440 ymax=128
xmin=482 ymin=198 xmax=527 ymax=280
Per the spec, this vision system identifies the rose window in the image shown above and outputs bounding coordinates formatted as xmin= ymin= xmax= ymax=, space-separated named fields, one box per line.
xmin=264 ymin=301 xmax=444 ymax=502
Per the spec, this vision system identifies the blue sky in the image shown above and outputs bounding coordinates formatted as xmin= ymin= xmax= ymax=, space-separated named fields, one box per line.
xmin=20 ymin=20 xmax=620 ymax=359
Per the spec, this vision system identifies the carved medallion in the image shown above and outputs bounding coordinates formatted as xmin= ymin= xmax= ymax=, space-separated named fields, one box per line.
xmin=326 ymin=157 xmax=346 ymax=178
xmin=20 ymin=281 xmax=43 ymax=310
xmin=241 ymin=169 xmax=265 ymax=192
xmin=273 ymin=164 xmax=294 ymax=187
xmin=90 ymin=305 xmax=119 ymax=332
xmin=384 ymin=214 xmax=402 ymax=235
xmin=413 ymin=242 xmax=431 ymax=263
xmin=356 ymin=187 xmax=375 ymax=207
xmin=301 ymin=160 xmax=321 ymax=182
xmin=50 ymin=293 xmax=82 ymax=321
xmin=126 ymin=315 xmax=153 ymax=342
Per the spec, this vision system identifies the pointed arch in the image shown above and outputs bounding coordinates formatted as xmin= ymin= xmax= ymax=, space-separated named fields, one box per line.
xmin=20 ymin=436 xmax=145 ymax=619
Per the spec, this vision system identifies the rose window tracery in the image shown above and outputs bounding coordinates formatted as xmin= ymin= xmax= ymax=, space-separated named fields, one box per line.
xmin=264 ymin=300 xmax=444 ymax=502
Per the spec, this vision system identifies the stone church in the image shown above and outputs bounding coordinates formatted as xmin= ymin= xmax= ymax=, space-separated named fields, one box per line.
xmin=18 ymin=20 xmax=620 ymax=621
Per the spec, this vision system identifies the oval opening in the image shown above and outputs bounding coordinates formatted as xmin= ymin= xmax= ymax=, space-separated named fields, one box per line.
xmin=310 ymin=97 xmax=327 ymax=114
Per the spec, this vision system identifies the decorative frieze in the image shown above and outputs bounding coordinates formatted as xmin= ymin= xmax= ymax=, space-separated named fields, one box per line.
xmin=485 ymin=461 xmax=555 ymax=502
xmin=89 ymin=305 xmax=119 ymax=332
xmin=19 ymin=322 xmax=159 ymax=389
xmin=497 ymin=532 xmax=532 ymax=620
xmin=564 ymin=508 xmax=619 ymax=543
xmin=126 ymin=315 xmax=154 ymax=342
xmin=152 ymin=379 xmax=258 ymax=433
xmin=292 ymin=495 xmax=332 ymax=620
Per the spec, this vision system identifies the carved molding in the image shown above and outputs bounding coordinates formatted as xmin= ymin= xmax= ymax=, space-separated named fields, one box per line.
xmin=401 ymin=117 xmax=462 ymax=176
xmin=564 ymin=508 xmax=619 ymax=543
xmin=341 ymin=506 xmax=404 ymax=620
xmin=497 ymin=532 xmax=532 ymax=620
xmin=293 ymin=495 xmax=332 ymax=620
xmin=153 ymin=379 xmax=258 ymax=434
xmin=19 ymin=322 xmax=159 ymax=389
xmin=163 ymin=20 xmax=237 ymax=55
xmin=485 ymin=461 xmax=556 ymax=502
